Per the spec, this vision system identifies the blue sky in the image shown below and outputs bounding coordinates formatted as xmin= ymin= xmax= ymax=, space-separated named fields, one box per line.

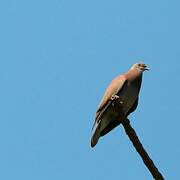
xmin=0 ymin=0 xmax=180 ymax=179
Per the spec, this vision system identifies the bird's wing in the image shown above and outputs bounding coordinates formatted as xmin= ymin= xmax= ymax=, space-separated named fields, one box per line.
xmin=92 ymin=75 xmax=127 ymax=130
xmin=97 ymin=75 xmax=126 ymax=113
xmin=99 ymin=97 xmax=139 ymax=137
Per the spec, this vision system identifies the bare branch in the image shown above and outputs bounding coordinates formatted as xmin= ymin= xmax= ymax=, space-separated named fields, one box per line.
xmin=121 ymin=118 xmax=164 ymax=180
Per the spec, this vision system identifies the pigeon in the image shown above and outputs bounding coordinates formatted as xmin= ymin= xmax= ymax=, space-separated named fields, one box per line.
xmin=91 ymin=63 xmax=149 ymax=147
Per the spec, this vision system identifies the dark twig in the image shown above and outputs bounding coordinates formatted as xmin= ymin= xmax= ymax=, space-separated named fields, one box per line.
xmin=100 ymin=98 xmax=164 ymax=179
xmin=121 ymin=118 xmax=164 ymax=180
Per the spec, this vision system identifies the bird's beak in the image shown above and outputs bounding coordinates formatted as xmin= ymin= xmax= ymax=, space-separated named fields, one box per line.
xmin=145 ymin=67 xmax=150 ymax=71
xmin=143 ymin=64 xmax=150 ymax=71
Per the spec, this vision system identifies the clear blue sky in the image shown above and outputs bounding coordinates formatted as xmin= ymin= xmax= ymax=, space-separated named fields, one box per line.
xmin=0 ymin=0 xmax=179 ymax=179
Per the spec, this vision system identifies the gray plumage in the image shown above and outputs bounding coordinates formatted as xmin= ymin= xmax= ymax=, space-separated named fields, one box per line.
xmin=91 ymin=63 xmax=149 ymax=147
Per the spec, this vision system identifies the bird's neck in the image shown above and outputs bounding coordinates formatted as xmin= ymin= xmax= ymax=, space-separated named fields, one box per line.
xmin=126 ymin=69 xmax=143 ymax=91
xmin=133 ymin=74 xmax=142 ymax=91
xmin=126 ymin=69 xmax=141 ymax=80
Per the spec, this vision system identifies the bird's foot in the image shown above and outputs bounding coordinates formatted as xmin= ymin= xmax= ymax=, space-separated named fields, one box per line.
xmin=111 ymin=95 xmax=124 ymax=107
xmin=111 ymin=95 xmax=119 ymax=101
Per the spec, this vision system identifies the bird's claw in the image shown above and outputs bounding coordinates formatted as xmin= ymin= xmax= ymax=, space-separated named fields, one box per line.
xmin=111 ymin=95 xmax=124 ymax=107
xmin=111 ymin=95 xmax=119 ymax=101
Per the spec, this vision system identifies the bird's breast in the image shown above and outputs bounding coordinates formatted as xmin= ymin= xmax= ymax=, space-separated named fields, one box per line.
xmin=117 ymin=83 xmax=139 ymax=115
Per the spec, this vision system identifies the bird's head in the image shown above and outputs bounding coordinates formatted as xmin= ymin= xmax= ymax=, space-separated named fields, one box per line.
xmin=131 ymin=63 xmax=149 ymax=72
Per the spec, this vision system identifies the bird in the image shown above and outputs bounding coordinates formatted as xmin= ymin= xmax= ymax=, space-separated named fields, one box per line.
xmin=90 ymin=63 xmax=149 ymax=148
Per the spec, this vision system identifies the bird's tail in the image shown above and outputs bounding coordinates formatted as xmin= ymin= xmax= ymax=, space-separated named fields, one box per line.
xmin=90 ymin=121 xmax=101 ymax=148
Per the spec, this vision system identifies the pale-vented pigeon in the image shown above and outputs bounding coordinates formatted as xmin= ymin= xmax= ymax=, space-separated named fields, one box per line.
xmin=91 ymin=63 xmax=149 ymax=147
